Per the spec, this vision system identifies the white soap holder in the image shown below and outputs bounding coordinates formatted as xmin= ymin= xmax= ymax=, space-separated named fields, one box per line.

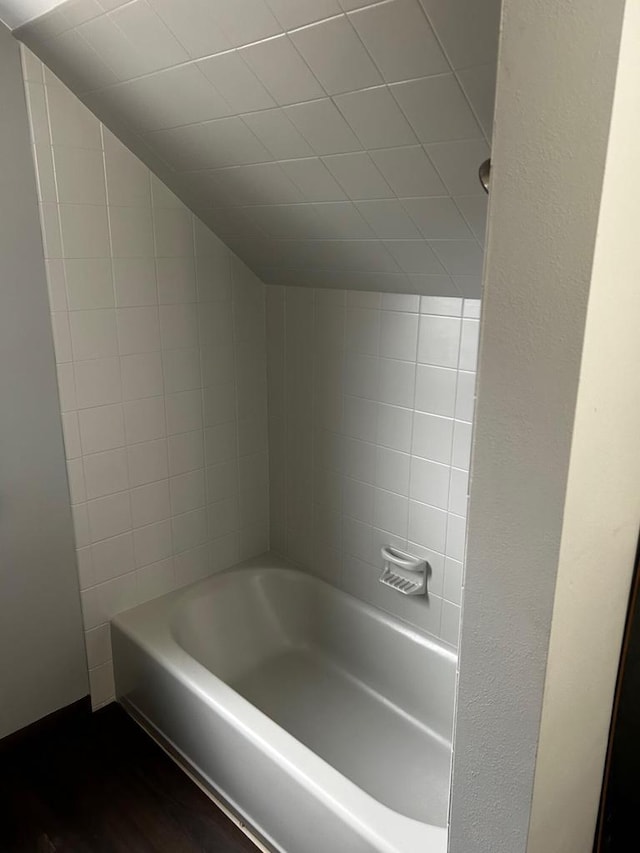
xmin=379 ymin=546 xmax=428 ymax=596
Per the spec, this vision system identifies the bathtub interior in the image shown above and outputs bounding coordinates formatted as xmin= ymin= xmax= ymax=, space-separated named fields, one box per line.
xmin=171 ymin=566 xmax=456 ymax=827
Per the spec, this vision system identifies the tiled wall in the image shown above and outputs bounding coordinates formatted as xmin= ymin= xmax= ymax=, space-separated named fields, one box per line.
xmin=267 ymin=288 xmax=479 ymax=648
xmin=15 ymin=0 xmax=498 ymax=297
xmin=21 ymin=47 xmax=269 ymax=707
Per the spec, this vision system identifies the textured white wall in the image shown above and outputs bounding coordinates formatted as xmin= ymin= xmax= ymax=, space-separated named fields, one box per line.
xmin=449 ymin=0 xmax=629 ymax=851
xmin=527 ymin=2 xmax=640 ymax=849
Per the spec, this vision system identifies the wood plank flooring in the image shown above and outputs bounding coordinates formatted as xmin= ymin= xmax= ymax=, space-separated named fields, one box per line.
xmin=0 ymin=701 xmax=259 ymax=853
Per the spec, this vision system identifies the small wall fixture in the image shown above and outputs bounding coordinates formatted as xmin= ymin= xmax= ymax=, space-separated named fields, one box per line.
xmin=479 ymin=158 xmax=491 ymax=193
xmin=379 ymin=546 xmax=428 ymax=596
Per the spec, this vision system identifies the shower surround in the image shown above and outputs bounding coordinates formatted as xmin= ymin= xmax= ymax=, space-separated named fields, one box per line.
xmin=19 ymin=0 xmax=485 ymax=707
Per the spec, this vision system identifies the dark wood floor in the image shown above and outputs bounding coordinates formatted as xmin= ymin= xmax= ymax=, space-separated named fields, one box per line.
xmin=0 ymin=701 xmax=259 ymax=853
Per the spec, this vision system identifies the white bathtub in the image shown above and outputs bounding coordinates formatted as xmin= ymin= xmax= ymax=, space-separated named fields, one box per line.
xmin=112 ymin=554 xmax=456 ymax=853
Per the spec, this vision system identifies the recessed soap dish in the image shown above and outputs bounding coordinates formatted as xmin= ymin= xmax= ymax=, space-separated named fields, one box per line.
xmin=379 ymin=546 xmax=428 ymax=596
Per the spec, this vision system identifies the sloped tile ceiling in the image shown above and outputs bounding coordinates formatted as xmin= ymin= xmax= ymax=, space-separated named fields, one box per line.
xmin=16 ymin=0 xmax=500 ymax=295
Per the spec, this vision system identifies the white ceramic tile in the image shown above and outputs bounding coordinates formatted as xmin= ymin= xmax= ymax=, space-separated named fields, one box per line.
xmin=375 ymin=446 xmax=411 ymax=496
xmin=174 ymin=543 xmax=211 ymax=585
xmin=459 ymin=318 xmax=480 ymax=371
xmin=343 ymin=395 xmax=378 ymax=443
xmin=154 ymin=207 xmax=194 ymax=257
xmin=104 ymin=130 xmax=151 ymax=206
xmin=130 ymin=479 xmax=171 ymax=528
xmin=198 ymin=50 xmax=275 ymax=114
xmin=402 ymin=197 xmax=472 ymax=239
xmin=209 ymin=0 xmax=282 ymax=46
xmin=377 ymin=358 xmax=416 ymax=408
xmin=415 ymin=364 xmax=457 ymax=416
xmin=72 ymin=503 xmax=91 ymax=549
xmin=377 ymin=403 xmax=412 ymax=452
xmin=45 ymin=260 xmax=68 ymax=312
xmin=51 ymin=312 xmax=73 ymax=362
xmin=373 ymin=488 xmax=408 ymax=537
xmin=333 ymin=86 xmax=417 ymax=149
xmin=78 ymin=403 xmax=125 ymax=454
xmin=240 ymin=35 xmax=325 ymax=106
xmin=54 ymin=146 xmax=106 ymax=205
xmin=285 ymin=99 xmax=362 ymax=156
xmin=375 ymin=147 xmax=445 ymax=202
xmin=156 ymin=257 xmax=196 ymax=305
xmin=410 ymin=456 xmax=450 ymax=509
xmin=46 ymin=82 xmax=102 ymax=148
xmin=266 ymin=0 xmax=339 ymax=28
xmin=85 ymin=624 xmax=111 ymax=669
xmin=343 ymin=477 xmax=375 ymax=525
xmin=407 ymin=499 xmax=447 ymax=552
xmin=59 ymin=204 xmax=110 ymax=258
xmin=172 ymin=507 xmax=208 ymax=553
xmin=121 ymin=352 xmax=164 ymax=400
xmin=65 ymin=258 xmax=114 ymax=310
xmin=429 ymin=239 xmax=484 ymax=277
xmin=113 ymin=257 xmax=158 ymax=307
xmin=123 ymin=396 xmax=166 ymax=445
xmin=452 ymin=419 xmax=472 ymax=471
xmin=170 ymin=470 xmax=206 ymax=515
xmin=69 ymin=309 xmax=118 ymax=360
xmin=457 ymin=61 xmax=497 ymax=139
xmin=280 ymin=158 xmax=347 ymax=202
xmin=448 ymin=466 xmax=468 ymax=517
xmin=391 ymin=74 xmax=481 ymax=143
xmin=84 ymin=448 xmax=129 ymax=499
xmin=116 ymin=306 xmax=161 ymax=355
xmin=87 ymin=491 xmax=132 ymax=542
xmin=345 ymin=306 xmax=380 ymax=355
xmin=159 ymin=303 xmax=199 ymax=350
xmin=165 ymin=389 xmax=203 ymax=435
xmin=66 ymin=458 xmax=86 ymax=504
xmin=455 ymin=370 xmax=476 ymax=422
xmin=419 ymin=0 xmax=501 ymax=69
xmin=206 ymin=460 xmax=239 ymax=504
xmin=89 ymin=662 xmax=115 ymax=707
xmin=323 ymin=152 xmax=393 ymax=200
xmin=420 ymin=296 xmax=463 ymax=316
xmin=417 ymin=315 xmax=461 ymax=367
xmin=379 ymin=311 xmax=419 ymax=361
xmin=149 ymin=0 xmax=232 ymax=60
xmin=168 ymin=430 xmax=205 ymax=476
xmin=412 ymin=411 xmax=453 ymax=463
xmin=127 ymin=438 xmax=169 ymax=486
xmin=109 ymin=205 xmax=154 ymax=258
xmin=290 ymin=15 xmax=381 ymax=95
xmin=349 ymin=0 xmax=448 ymax=83
xmin=91 ymin=531 xmax=135 ymax=583
xmin=62 ymin=411 xmax=82 ymax=459
xmin=445 ymin=512 xmax=466 ymax=561
xmin=426 ymin=138 xmax=491 ymax=197
xmin=133 ymin=519 xmax=173 ymax=566
xmin=162 ymin=348 xmax=202 ymax=394
xmin=242 ymin=108 xmax=315 ymax=160
xmin=343 ymin=437 xmax=377 ymax=484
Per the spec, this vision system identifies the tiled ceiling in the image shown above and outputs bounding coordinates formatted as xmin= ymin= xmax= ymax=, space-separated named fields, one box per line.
xmin=16 ymin=0 xmax=501 ymax=295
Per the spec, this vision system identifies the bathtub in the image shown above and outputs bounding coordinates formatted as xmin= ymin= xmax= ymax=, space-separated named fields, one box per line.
xmin=112 ymin=554 xmax=457 ymax=853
